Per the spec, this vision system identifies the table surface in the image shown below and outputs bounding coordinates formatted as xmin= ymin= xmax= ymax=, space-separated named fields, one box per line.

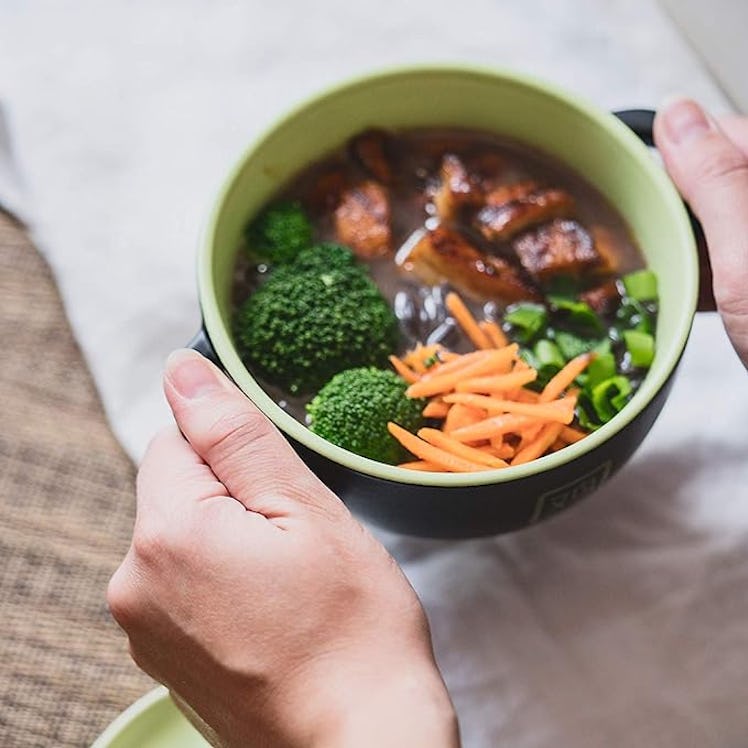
xmin=0 ymin=212 xmax=152 ymax=747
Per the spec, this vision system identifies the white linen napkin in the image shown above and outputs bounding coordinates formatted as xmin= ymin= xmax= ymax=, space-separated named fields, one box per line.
xmin=2 ymin=2 xmax=747 ymax=745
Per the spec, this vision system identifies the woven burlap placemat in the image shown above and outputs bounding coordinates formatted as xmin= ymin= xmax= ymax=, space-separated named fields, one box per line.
xmin=0 ymin=213 xmax=154 ymax=747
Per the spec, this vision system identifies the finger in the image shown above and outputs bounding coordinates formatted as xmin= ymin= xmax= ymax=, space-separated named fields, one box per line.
xmin=162 ymin=349 xmax=343 ymax=517
xmin=654 ymin=98 xmax=748 ymax=365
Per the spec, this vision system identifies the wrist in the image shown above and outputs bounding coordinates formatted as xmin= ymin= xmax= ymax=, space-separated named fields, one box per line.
xmin=309 ymin=661 xmax=459 ymax=748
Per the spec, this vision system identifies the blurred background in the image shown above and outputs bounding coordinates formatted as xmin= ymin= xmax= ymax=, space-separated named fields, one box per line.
xmin=1 ymin=2 xmax=747 ymax=747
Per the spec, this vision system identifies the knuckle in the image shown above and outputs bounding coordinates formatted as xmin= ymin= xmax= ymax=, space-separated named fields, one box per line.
xmin=107 ymin=562 xmax=140 ymax=628
xmin=695 ymin=145 xmax=748 ymax=187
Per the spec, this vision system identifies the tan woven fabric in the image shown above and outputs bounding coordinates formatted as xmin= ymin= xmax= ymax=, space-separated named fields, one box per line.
xmin=0 ymin=213 xmax=153 ymax=747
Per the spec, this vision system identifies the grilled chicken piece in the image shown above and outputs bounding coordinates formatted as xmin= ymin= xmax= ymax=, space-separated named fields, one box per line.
xmin=513 ymin=219 xmax=600 ymax=281
xmin=349 ymin=129 xmax=394 ymax=185
xmin=433 ymin=154 xmax=483 ymax=221
xmin=404 ymin=225 xmax=539 ymax=302
xmin=477 ymin=182 xmax=575 ymax=242
xmin=334 ymin=180 xmax=391 ymax=258
xmin=580 ymin=279 xmax=621 ymax=315
xmin=590 ymin=225 xmax=622 ymax=275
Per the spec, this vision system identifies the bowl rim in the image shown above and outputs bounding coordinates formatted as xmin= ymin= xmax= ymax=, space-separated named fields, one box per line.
xmin=198 ymin=62 xmax=697 ymax=488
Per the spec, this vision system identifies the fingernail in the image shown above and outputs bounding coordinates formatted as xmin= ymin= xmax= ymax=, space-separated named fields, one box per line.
xmin=660 ymin=96 xmax=711 ymax=145
xmin=166 ymin=349 xmax=220 ymax=399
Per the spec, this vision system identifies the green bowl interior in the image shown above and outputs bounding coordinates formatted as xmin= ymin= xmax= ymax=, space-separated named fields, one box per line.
xmin=199 ymin=66 xmax=697 ymax=488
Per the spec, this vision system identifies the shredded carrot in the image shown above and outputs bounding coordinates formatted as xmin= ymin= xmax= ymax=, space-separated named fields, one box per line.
xmin=560 ymin=425 xmax=587 ymax=444
xmin=404 ymin=343 xmax=443 ymax=374
xmin=511 ymin=422 xmax=565 ymax=465
xmin=417 ymin=428 xmax=508 ymax=468
xmin=456 ymin=368 xmax=537 ymax=394
xmin=389 ymin=355 xmax=419 ymax=384
xmin=398 ymin=460 xmax=441 ymax=471
xmin=443 ymin=402 xmax=486 ymax=433
xmin=489 ymin=437 xmax=516 ymax=459
xmin=422 ymin=400 xmax=451 ymax=418
xmin=383 ymin=291 xmax=599 ymax=473
xmin=442 ymin=393 xmax=575 ymax=424
xmin=449 ymin=414 xmax=535 ymax=443
xmin=388 ymin=423 xmax=492 ymax=472
xmin=406 ymin=347 xmax=518 ymax=399
xmin=539 ymin=353 xmax=594 ymax=403
xmin=446 ymin=292 xmax=492 ymax=349
xmin=479 ymin=319 xmax=508 ymax=348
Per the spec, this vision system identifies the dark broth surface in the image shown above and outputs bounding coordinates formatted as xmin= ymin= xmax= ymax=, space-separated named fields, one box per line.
xmin=232 ymin=128 xmax=646 ymax=425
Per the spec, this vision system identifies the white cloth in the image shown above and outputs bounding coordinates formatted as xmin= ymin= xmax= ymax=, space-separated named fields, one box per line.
xmin=2 ymin=2 xmax=747 ymax=745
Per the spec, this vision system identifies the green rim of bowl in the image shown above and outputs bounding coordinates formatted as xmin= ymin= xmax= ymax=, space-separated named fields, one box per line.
xmin=198 ymin=63 xmax=697 ymax=488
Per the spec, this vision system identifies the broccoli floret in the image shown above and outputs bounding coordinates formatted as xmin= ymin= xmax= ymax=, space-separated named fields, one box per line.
xmin=244 ymin=201 xmax=313 ymax=265
xmin=307 ymin=368 xmax=426 ymax=464
xmin=276 ymin=242 xmax=357 ymax=276
xmin=235 ymin=266 xmax=398 ymax=395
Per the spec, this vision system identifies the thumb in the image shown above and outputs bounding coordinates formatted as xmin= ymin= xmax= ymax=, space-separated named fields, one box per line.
xmin=654 ymin=98 xmax=748 ymax=365
xmin=163 ymin=349 xmax=342 ymax=517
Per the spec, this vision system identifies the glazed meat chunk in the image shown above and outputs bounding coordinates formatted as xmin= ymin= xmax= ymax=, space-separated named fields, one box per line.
xmin=513 ymin=219 xmax=600 ymax=281
xmin=477 ymin=182 xmax=575 ymax=242
xmin=433 ymin=154 xmax=483 ymax=221
xmin=404 ymin=225 xmax=539 ymax=302
xmin=349 ymin=129 xmax=394 ymax=185
xmin=334 ymin=180 xmax=391 ymax=258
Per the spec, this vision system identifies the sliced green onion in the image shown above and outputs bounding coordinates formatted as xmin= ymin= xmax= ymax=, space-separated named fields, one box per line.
xmin=615 ymin=298 xmax=652 ymax=334
xmin=586 ymin=352 xmax=616 ymax=390
xmin=504 ymin=303 xmax=547 ymax=343
xmin=548 ymin=295 xmax=604 ymax=334
xmin=623 ymin=330 xmax=655 ymax=368
xmin=555 ymin=331 xmax=601 ymax=361
xmin=576 ymin=391 xmax=601 ymax=431
xmin=591 ymin=376 xmax=633 ymax=423
xmin=622 ymin=270 xmax=658 ymax=301
xmin=534 ymin=339 xmax=565 ymax=371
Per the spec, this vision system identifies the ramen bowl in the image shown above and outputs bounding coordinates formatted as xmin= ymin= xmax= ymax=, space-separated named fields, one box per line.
xmin=190 ymin=65 xmax=697 ymax=538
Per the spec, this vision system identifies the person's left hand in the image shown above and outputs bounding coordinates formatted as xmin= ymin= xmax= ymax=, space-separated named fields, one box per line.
xmin=107 ymin=349 xmax=459 ymax=748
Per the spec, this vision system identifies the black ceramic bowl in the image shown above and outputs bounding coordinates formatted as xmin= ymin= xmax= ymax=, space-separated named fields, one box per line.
xmin=190 ymin=66 xmax=697 ymax=538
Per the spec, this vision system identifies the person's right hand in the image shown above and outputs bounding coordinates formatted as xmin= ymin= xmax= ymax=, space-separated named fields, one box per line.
xmin=654 ymin=98 xmax=748 ymax=367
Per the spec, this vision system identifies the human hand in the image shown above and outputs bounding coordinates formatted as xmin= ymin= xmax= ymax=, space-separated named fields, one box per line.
xmin=107 ymin=349 xmax=459 ymax=748
xmin=654 ymin=98 xmax=748 ymax=367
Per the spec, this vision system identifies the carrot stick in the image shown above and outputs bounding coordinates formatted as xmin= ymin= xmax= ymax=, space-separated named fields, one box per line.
xmin=442 ymin=393 xmax=575 ymax=424
xmin=517 ymin=422 xmax=544 ymax=451
xmin=422 ymin=400 xmax=451 ymax=418
xmin=539 ymin=353 xmax=594 ymax=403
xmin=443 ymin=403 xmax=486 ymax=433
xmin=446 ymin=292 xmax=492 ymax=350
xmin=424 ymin=348 xmax=508 ymax=379
xmin=406 ymin=347 xmax=518 ymax=399
xmin=398 ymin=460 xmax=441 ymax=471
xmin=450 ymin=414 xmax=534 ymax=443
xmin=456 ymin=368 xmax=538 ymax=394
xmin=417 ymin=428 xmax=508 ymax=468
xmin=489 ymin=437 xmax=516 ymax=459
xmin=388 ymin=423 xmax=491 ymax=472
xmin=389 ymin=355 xmax=419 ymax=384
xmin=550 ymin=438 xmax=567 ymax=452
xmin=560 ymin=425 xmax=587 ymax=444
xmin=511 ymin=422 xmax=565 ymax=465
xmin=479 ymin=319 xmax=508 ymax=348
xmin=404 ymin=343 xmax=442 ymax=374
